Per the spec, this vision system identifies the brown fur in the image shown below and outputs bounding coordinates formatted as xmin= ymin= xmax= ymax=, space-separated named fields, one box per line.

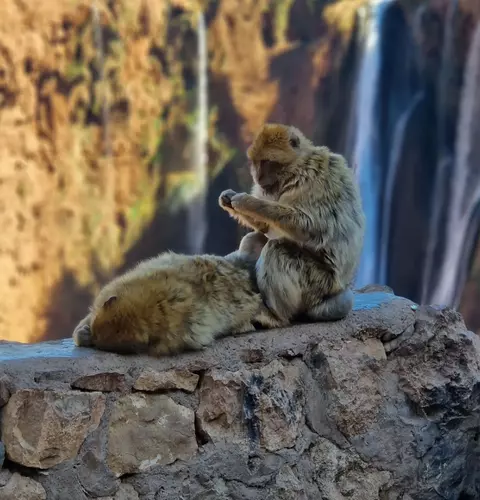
xmin=219 ymin=123 xmax=365 ymax=324
xmin=72 ymin=249 xmax=281 ymax=357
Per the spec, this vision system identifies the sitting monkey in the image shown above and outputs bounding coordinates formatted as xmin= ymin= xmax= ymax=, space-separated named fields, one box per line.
xmin=219 ymin=123 xmax=365 ymax=325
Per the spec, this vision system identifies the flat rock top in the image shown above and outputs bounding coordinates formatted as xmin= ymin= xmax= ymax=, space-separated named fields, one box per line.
xmin=0 ymin=291 xmax=416 ymax=388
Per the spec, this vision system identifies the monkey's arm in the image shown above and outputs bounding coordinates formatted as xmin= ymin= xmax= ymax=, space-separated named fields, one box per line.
xmin=219 ymin=190 xmax=269 ymax=233
xmin=230 ymin=193 xmax=322 ymax=244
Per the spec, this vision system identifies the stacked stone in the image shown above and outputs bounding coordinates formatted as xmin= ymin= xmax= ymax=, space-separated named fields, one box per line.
xmin=0 ymin=290 xmax=479 ymax=499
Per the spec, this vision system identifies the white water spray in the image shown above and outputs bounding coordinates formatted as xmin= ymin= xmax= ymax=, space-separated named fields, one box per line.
xmin=429 ymin=23 xmax=480 ymax=307
xmin=91 ymin=1 xmax=116 ymax=253
xmin=378 ymin=92 xmax=424 ymax=285
xmin=186 ymin=11 xmax=209 ymax=254
xmin=352 ymin=0 xmax=393 ymax=288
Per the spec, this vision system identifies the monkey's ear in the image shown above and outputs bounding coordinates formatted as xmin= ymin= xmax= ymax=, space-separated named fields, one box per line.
xmin=289 ymin=133 xmax=300 ymax=148
xmin=103 ymin=296 xmax=117 ymax=309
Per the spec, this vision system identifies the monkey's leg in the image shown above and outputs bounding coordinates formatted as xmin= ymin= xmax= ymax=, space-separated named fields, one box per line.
xmin=305 ymin=288 xmax=354 ymax=322
xmin=219 ymin=190 xmax=269 ymax=233
xmin=231 ymin=322 xmax=256 ymax=334
xmin=72 ymin=313 xmax=93 ymax=347
xmin=225 ymin=232 xmax=268 ymax=267
xmin=224 ymin=207 xmax=268 ymax=233
xmin=230 ymin=193 xmax=313 ymax=243
xmin=255 ymin=240 xmax=304 ymax=323
xmin=238 ymin=231 xmax=268 ymax=260
xmin=253 ymin=305 xmax=289 ymax=329
xmin=256 ymin=239 xmax=338 ymax=323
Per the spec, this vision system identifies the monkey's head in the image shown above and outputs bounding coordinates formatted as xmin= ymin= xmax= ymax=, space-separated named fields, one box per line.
xmin=90 ymin=292 xmax=152 ymax=354
xmin=246 ymin=123 xmax=312 ymax=194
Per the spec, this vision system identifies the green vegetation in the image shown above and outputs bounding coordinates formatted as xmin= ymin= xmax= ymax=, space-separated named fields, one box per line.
xmin=162 ymin=171 xmax=201 ymax=214
xmin=272 ymin=0 xmax=295 ymax=45
xmin=208 ymin=106 xmax=236 ymax=179
xmin=123 ymin=175 xmax=161 ymax=249
xmin=65 ymin=61 xmax=86 ymax=82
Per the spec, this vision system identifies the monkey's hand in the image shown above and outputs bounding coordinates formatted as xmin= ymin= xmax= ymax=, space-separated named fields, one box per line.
xmin=219 ymin=189 xmax=238 ymax=211
xmin=219 ymin=189 xmax=269 ymax=233
xmin=230 ymin=193 xmax=313 ymax=243
xmin=72 ymin=313 xmax=94 ymax=347
xmin=230 ymin=192 xmax=258 ymax=211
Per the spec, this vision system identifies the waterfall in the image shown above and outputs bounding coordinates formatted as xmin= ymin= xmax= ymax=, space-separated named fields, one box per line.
xmin=91 ymin=1 xmax=116 ymax=264
xmin=92 ymin=1 xmax=115 ymax=225
xmin=419 ymin=0 xmax=458 ymax=305
xmin=378 ymin=92 xmax=425 ymax=286
xmin=428 ymin=23 xmax=480 ymax=308
xmin=352 ymin=0 xmax=393 ymax=287
xmin=186 ymin=10 xmax=209 ymax=254
xmin=92 ymin=2 xmax=111 ymax=158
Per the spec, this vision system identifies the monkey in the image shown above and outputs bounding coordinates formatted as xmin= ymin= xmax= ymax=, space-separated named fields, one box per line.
xmin=72 ymin=245 xmax=282 ymax=357
xmin=218 ymin=123 xmax=365 ymax=325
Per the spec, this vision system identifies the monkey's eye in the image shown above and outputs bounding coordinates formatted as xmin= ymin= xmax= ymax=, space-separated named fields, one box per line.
xmin=259 ymin=159 xmax=282 ymax=170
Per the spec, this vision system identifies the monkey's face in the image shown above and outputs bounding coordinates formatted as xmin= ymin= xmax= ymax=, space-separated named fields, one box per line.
xmin=247 ymin=123 xmax=307 ymax=193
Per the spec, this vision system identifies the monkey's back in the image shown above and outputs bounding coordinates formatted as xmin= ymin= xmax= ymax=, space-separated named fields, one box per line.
xmin=289 ymin=150 xmax=365 ymax=288
xmin=89 ymin=252 xmax=264 ymax=356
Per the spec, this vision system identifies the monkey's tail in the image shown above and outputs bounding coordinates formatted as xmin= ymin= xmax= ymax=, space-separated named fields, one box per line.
xmin=306 ymin=288 xmax=354 ymax=322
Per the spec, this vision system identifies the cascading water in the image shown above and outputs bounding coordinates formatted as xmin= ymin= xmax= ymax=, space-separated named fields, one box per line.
xmin=91 ymin=1 xmax=117 ymax=264
xmin=352 ymin=0 xmax=393 ymax=288
xmin=419 ymin=0 xmax=458 ymax=306
xmin=428 ymin=23 xmax=480 ymax=308
xmin=92 ymin=2 xmax=112 ymax=159
xmin=186 ymin=10 xmax=209 ymax=254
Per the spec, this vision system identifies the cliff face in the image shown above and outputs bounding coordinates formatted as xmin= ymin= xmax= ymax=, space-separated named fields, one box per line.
xmin=1 ymin=0 xmax=197 ymax=342
xmin=0 ymin=291 xmax=479 ymax=499
xmin=0 ymin=0 xmax=360 ymax=343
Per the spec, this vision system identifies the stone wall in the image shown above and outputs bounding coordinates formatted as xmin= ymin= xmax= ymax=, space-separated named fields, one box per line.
xmin=0 ymin=289 xmax=479 ymax=499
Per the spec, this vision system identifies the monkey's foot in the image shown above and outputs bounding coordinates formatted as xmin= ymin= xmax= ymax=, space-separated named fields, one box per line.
xmin=232 ymin=322 xmax=256 ymax=335
xmin=305 ymin=289 xmax=354 ymax=322
xmin=254 ymin=307 xmax=289 ymax=330
xmin=238 ymin=232 xmax=268 ymax=260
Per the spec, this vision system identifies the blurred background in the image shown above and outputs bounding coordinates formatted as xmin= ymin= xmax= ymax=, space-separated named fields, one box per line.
xmin=0 ymin=0 xmax=479 ymax=344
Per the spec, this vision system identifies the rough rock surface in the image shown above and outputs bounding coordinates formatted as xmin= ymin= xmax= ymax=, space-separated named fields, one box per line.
xmin=0 ymin=291 xmax=479 ymax=499
xmin=99 ymin=484 xmax=140 ymax=500
xmin=0 ymin=375 xmax=11 ymax=407
xmin=2 ymin=389 xmax=105 ymax=468
xmin=107 ymin=393 xmax=198 ymax=476
xmin=0 ymin=472 xmax=47 ymax=500
xmin=72 ymin=372 xmax=129 ymax=392
xmin=133 ymin=368 xmax=199 ymax=393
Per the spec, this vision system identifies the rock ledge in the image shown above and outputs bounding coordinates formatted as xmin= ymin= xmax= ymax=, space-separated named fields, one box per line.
xmin=0 ymin=290 xmax=479 ymax=499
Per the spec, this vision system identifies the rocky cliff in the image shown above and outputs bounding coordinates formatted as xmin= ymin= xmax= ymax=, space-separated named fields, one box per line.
xmin=0 ymin=289 xmax=479 ymax=499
